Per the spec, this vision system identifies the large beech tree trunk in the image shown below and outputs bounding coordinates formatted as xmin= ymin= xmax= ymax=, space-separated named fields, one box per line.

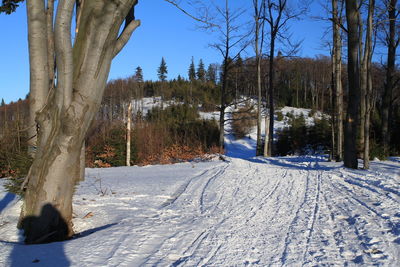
xmin=344 ymin=0 xmax=361 ymax=169
xmin=21 ymin=0 xmax=140 ymax=243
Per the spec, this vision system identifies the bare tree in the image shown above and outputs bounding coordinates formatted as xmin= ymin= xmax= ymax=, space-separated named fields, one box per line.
xmin=263 ymin=0 xmax=307 ymax=156
xmin=209 ymin=0 xmax=248 ymax=150
xmin=19 ymin=0 xmax=140 ymax=243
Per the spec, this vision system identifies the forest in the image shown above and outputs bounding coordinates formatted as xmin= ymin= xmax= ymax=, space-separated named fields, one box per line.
xmin=1 ymin=52 xmax=399 ymax=177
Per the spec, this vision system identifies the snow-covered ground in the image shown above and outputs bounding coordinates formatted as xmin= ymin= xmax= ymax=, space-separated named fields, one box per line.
xmin=0 ymin=105 xmax=399 ymax=266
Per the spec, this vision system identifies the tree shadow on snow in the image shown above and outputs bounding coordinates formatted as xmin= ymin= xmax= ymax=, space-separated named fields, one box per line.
xmin=6 ymin=219 xmax=117 ymax=266
xmin=8 ymin=239 xmax=70 ymax=267
xmin=0 ymin=192 xmax=16 ymax=213
xmin=8 ymin=204 xmax=71 ymax=266
xmin=225 ymin=137 xmax=337 ymax=171
xmin=72 ymin=223 xmax=118 ymax=239
xmin=225 ymin=139 xmax=257 ymax=160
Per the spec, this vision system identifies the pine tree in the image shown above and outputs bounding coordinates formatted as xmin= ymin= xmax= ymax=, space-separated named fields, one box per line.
xmin=157 ymin=57 xmax=168 ymax=81
xmin=134 ymin=66 xmax=143 ymax=82
xmin=206 ymin=64 xmax=217 ymax=84
xmin=197 ymin=59 xmax=206 ymax=82
xmin=1 ymin=98 xmax=5 ymax=106
xmin=188 ymin=57 xmax=196 ymax=81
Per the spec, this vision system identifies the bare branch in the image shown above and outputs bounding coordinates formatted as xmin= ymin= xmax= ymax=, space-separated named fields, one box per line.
xmin=164 ymin=0 xmax=216 ymax=27
xmin=113 ymin=20 xmax=141 ymax=58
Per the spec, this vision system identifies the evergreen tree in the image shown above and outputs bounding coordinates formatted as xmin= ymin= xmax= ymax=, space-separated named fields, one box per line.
xmin=188 ymin=57 xmax=196 ymax=81
xmin=157 ymin=57 xmax=168 ymax=81
xmin=1 ymin=98 xmax=5 ymax=106
xmin=134 ymin=66 xmax=143 ymax=82
xmin=206 ymin=64 xmax=217 ymax=84
xmin=197 ymin=59 xmax=206 ymax=82
xmin=0 ymin=0 xmax=24 ymax=14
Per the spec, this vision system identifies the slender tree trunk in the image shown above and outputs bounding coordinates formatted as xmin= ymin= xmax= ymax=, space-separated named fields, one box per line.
xmin=344 ymin=0 xmax=361 ymax=169
xmin=219 ymin=62 xmax=228 ymax=151
xmin=126 ymin=102 xmax=132 ymax=166
xmin=382 ymin=0 xmax=398 ymax=156
xmin=263 ymin=110 xmax=270 ymax=157
xmin=363 ymin=0 xmax=375 ymax=169
xmin=268 ymin=37 xmax=275 ymax=157
xmin=359 ymin=13 xmax=366 ymax=156
xmin=218 ymin=0 xmax=231 ymax=152
xmin=255 ymin=0 xmax=263 ymax=156
xmin=330 ymin=73 xmax=336 ymax=161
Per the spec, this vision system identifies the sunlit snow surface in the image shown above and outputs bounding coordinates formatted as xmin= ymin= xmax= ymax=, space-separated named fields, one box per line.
xmin=1 ymin=106 xmax=400 ymax=266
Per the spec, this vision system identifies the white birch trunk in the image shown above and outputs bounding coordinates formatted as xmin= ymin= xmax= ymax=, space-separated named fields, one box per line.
xmin=126 ymin=102 xmax=132 ymax=166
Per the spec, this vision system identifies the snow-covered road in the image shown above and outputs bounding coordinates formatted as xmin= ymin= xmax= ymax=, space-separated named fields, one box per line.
xmin=1 ymin=151 xmax=400 ymax=266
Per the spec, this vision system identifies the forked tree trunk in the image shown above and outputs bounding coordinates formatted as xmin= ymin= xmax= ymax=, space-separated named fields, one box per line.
xmin=21 ymin=0 xmax=140 ymax=243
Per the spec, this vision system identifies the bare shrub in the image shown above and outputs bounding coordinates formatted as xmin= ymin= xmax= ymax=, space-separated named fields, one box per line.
xmin=232 ymin=106 xmax=256 ymax=138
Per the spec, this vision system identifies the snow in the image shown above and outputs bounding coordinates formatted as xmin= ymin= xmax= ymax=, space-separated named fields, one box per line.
xmin=1 ymin=107 xmax=400 ymax=266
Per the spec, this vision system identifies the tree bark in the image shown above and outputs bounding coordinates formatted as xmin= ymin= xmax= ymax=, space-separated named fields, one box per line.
xmin=344 ymin=0 xmax=361 ymax=169
xmin=21 ymin=0 xmax=140 ymax=243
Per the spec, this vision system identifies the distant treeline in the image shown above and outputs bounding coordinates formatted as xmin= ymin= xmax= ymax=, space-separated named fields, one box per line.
xmin=1 ymin=54 xmax=399 ymax=177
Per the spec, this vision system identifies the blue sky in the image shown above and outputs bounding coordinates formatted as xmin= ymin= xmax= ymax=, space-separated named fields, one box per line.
xmin=0 ymin=0 xmax=329 ymax=103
